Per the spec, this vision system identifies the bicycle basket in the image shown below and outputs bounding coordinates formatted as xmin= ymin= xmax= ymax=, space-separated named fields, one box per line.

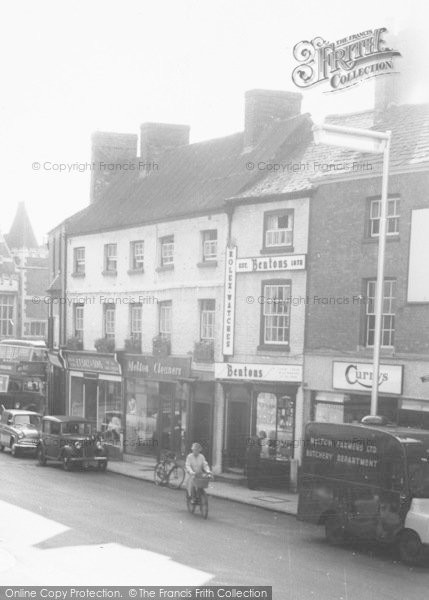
xmin=194 ymin=475 xmax=210 ymax=489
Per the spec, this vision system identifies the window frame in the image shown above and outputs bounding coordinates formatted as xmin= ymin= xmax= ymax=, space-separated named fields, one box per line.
xmin=200 ymin=299 xmax=216 ymax=341
xmin=130 ymin=240 xmax=144 ymax=271
xmin=160 ymin=235 xmax=174 ymax=267
xmin=73 ymin=247 xmax=86 ymax=274
xmin=202 ymin=230 xmax=218 ymax=262
xmin=159 ymin=301 xmax=172 ymax=338
xmin=369 ymin=197 xmax=400 ymax=238
xmin=130 ymin=303 xmax=142 ymax=343
xmin=104 ymin=304 xmax=116 ymax=339
xmin=74 ymin=304 xmax=84 ymax=341
xmin=259 ymin=279 xmax=291 ymax=350
xmin=365 ymin=278 xmax=396 ymax=348
xmin=262 ymin=209 xmax=294 ymax=254
xmin=0 ymin=294 xmax=14 ymax=337
xmin=104 ymin=243 xmax=118 ymax=273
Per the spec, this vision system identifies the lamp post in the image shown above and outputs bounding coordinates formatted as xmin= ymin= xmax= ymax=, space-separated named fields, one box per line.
xmin=312 ymin=123 xmax=391 ymax=416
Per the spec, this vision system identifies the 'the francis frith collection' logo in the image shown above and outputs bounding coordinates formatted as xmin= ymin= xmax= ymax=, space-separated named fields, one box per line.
xmin=292 ymin=28 xmax=401 ymax=92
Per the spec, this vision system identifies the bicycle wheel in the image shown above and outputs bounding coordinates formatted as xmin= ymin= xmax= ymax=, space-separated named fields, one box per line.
xmin=168 ymin=465 xmax=185 ymax=489
xmin=199 ymin=489 xmax=208 ymax=519
xmin=154 ymin=463 xmax=166 ymax=485
xmin=186 ymin=491 xmax=196 ymax=514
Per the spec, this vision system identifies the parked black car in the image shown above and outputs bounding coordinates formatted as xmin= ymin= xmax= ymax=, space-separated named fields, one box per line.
xmin=37 ymin=415 xmax=108 ymax=471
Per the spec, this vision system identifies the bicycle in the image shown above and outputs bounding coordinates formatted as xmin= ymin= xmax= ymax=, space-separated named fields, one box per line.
xmin=185 ymin=473 xmax=213 ymax=519
xmin=154 ymin=451 xmax=185 ymax=489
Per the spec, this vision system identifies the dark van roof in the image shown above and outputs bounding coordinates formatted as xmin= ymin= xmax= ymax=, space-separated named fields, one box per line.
xmin=306 ymin=422 xmax=429 ymax=445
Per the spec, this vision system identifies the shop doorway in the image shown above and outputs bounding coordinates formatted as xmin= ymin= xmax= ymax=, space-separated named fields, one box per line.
xmin=84 ymin=379 xmax=98 ymax=425
xmin=225 ymin=385 xmax=251 ymax=469
xmin=192 ymin=401 xmax=212 ymax=463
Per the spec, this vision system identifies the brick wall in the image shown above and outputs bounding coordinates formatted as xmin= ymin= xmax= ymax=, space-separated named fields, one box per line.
xmin=306 ymin=171 xmax=429 ymax=355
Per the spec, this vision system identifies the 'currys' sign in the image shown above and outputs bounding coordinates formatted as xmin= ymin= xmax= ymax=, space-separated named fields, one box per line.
xmin=332 ymin=361 xmax=403 ymax=395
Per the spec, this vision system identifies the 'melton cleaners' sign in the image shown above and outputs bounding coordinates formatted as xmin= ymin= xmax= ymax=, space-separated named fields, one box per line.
xmin=332 ymin=361 xmax=403 ymax=395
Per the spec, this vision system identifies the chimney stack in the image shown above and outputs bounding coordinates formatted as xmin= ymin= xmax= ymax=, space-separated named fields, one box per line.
xmin=90 ymin=132 xmax=137 ymax=203
xmin=140 ymin=123 xmax=190 ymax=165
xmin=244 ymin=89 xmax=302 ymax=150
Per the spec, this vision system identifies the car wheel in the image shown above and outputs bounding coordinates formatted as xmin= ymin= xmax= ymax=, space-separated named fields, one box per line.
xmin=37 ymin=446 xmax=47 ymax=466
xmin=399 ymin=530 xmax=426 ymax=566
xmin=325 ymin=514 xmax=345 ymax=545
xmin=62 ymin=456 xmax=72 ymax=471
xmin=10 ymin=441 xmax=19 ymax=458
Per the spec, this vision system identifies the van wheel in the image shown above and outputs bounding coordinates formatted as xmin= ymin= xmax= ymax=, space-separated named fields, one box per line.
xmin=325 ymin=514 xmax=345 ymax=545
xmin=399 ymin=531 xmax=425 ymax=566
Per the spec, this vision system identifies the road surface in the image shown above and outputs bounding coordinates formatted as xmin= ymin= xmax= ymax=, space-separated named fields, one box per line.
xmin=0 ymin=452 xmax=428 ymax=599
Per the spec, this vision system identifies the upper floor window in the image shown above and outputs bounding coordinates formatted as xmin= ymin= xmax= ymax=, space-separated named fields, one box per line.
xmin=200 ymin=299 xmax=215 ymax=340
xmin=24 ymin=321 xmax=47 ymax=338
xmin=104 ymin=243 xmax=117 ymax=273
xmin=365 ymin=279 xmax=396 ymax=348
xmin=263 ymin=210 xmax=294 ymax=252
xmin=260 ymin=281 xmax=291 ymax=347
xmin=202 ymin=230 xmax=217 ymax=262
xmin=369 ymin=198 xmax=400 ymax=237
xmin=159 ymin=301 xmax=172 ymax=338
xmin=130 ymin=241 xmax=144 ymax=270
xmin=74 ymin=304 xmax=84 ymax=341
xmin=73 ymin=247 xmax=85 ymax=274
xmin=104 ymin=305 xmax=115 ymax=340
xmin=0 ymin=294 xmax=14 ymax=337
xmin=130 ymin=304 xmax=142 ymax=343
xmin=160 ymin=236 xmax=174 ymax=267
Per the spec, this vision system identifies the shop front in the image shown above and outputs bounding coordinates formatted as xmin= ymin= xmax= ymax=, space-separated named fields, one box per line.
xmin=62 ymin=351 xmax=122 ymax=453
xmin=304 ymin=356 xmax=429 ymax=430
xmin=122 ymin=354 xmax=192 ymax=459
xmin=215 ymin=361 xmax=303 ymax=487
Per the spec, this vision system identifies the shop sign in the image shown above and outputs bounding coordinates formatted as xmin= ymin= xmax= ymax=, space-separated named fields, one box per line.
xmin=15 ymin=361 xmax=47 ymax=377
xmin=124 ymin=355 xmax=192 ymax=380
xmin=0 ymin=345 xmax=32 ymax=363
xmin=332 ymin=361 xmax=403 ymax=395
xmin=215 ymin=362 xmax=302 ymax=383
xmin=222 ymin=246 xmax=237 ymax=356
xmin=236 ymin=254 xmax=306 ymax=273
xmin=63 ymin=351 xmax=121 ymax=375
xmin=0 ymin=374 xmax=9 ymax=393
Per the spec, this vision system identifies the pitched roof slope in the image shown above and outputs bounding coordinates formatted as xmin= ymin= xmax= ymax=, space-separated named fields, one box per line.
xmin=230 ymin=103 xmax=429 ymax=200
xmin=6 ymin=202 xmax=39 ymax=249
xmin=65 ymin=114 xmax=312 ymax=236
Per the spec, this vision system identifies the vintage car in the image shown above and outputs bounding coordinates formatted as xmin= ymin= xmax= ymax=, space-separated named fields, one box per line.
xmin=0 ymin=409 xmax=41 ymax=456
xmin=37 ymin=415 xmax=108 ymax=471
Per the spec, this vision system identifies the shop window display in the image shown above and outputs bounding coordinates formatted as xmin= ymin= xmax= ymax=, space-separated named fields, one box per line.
xmin=256 ymin=392 xmax=294 ymax=461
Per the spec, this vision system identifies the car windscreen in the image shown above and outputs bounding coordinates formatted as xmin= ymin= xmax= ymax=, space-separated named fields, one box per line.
xmin=406 ymin=443 xmax=429 ymax=499
xmin=13 ymin=414 xmax=41 ymax=428
xmin=61 ymin=422 xmax=92 ymax=435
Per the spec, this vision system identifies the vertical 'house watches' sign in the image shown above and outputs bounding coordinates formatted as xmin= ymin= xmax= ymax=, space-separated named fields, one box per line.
xmin=222 ymin=246 xmax=237 ymax=355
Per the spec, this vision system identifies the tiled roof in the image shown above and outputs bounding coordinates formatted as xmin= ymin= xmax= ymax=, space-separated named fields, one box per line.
xmin=230 ymin=103 xmax=429 ymax=200
xmin=6 ymin=202 xmax=39 ymax=249
xmin=65 ymin=115 xmax=312 ymax=236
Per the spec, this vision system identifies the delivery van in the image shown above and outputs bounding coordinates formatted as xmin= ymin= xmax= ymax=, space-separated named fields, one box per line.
xmin=298 ymin=418 xmax=429 ymax=565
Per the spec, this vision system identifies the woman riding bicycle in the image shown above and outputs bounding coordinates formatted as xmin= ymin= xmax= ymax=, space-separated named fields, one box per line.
xmin=185 ymin=442 xmax=212 ymax=502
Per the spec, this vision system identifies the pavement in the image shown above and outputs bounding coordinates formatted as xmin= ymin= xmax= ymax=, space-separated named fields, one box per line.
xmin=108 ymin=454 xmax=298 ymax=515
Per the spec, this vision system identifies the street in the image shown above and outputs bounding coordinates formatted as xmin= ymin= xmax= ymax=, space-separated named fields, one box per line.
xmin=0 ymin=453 xmax=428 ymax=599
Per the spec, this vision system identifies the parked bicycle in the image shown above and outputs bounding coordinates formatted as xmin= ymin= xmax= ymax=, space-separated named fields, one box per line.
xmin=185 ymin=473 xmax=213 ymax=519
xmin=154 ymin=451 xmax=185 ymax=489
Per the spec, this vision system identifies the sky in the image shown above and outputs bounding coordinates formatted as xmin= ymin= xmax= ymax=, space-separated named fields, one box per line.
xmin=1 ymin=0 xmax=428 ymax=243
